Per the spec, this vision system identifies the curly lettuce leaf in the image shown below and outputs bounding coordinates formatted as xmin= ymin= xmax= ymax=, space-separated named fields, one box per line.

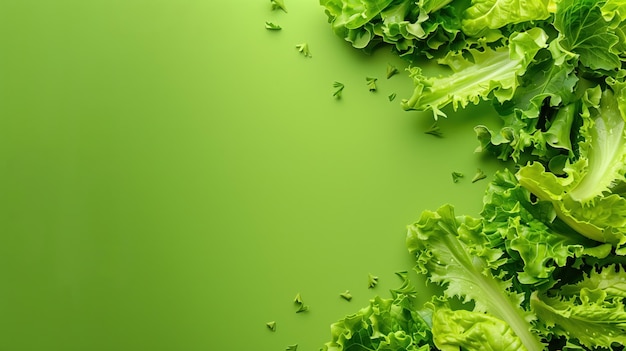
xmin=320 ymin=0 xmax=395 ymax=50
xmin=461 ymin=0 xmax=551 ymax=37
xmin=381 ymin=1 xmax=428 ymax=41
xmin=418 ymin=0 xmax=455 ymax=14
xmin=474 ymin=105 xmax=575 ymax=165
xmin=320 ymin=0 xmax=395 ymax=30
xmin=321 ymin=273 xmax=432 ymax=351
xmin=401 ymin=28 xmax=547 ymax=118
xmin=377 ymin=1 xmax=466 ymax=57
xmin=481 ymin=170 xmax=611 ymax=287
xmin=517 ymin=162 xmax=626 ymax=246
xmin=516 ymin=83 xmax=626 ymax=246
xmin=431 ymin=306 xmax=528 ymax=351
xmin=601 ymin=0 xmax=626 ymax=56
xmin=554 ymin=0 xmax=622 ymax=71
xmin=413 ymin=3 xmax=479 ymax=58
xmin=499 ymin=38 xmax=581 ymax=116
xmin=531 ymin=265 xmax=626 ymax=349
xmin=473 ymin=43 xmax=580 ymax=164
xmin=406 ymin=205 xmax=544 ymax=351
xmin=558 ymin=264 xmax=626 ymax=298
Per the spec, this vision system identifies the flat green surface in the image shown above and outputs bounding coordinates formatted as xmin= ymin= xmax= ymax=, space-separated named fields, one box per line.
xmin=0 ymin=1 xmax=504 ymax=350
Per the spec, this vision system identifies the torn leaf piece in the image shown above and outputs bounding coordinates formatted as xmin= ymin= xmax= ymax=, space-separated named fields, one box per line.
xmin=265 ymin=22 xmax=282 ymax=30
xmin=339 ymin=290 xmax=352 ymax=301
xmin=368 ymin=273 xmax=378 ymax=288
xmin=266 ymin=321 xmax=276 ymax=331
xmin=425 ymin=122 xmax=443 ymax=137
xmin=452 ymin=172 xmax=464 ymax=183
xmin=333 ymin=81 xmax=345 ymax=98
xmin=388 ymin=93 xmax=396 ymax=102
xmin=296 ymin=304 xmax=309 ymax=313
xmin=295 ymin=43 xmax=311 ymax=58
xmin=270 ymin=0 xmax=287 ymax=13
xmin=387 ymin=63 xmax=398 ymax=79
xmin=286 ymin=345 xmax=298 ymax=351
xmin=294 ymin=293 xmax=303 ymax=305
xmin=366 ymin=77 xmax=377 ymax=91
xmin=472 ymin=169 xmax=487 ymax=183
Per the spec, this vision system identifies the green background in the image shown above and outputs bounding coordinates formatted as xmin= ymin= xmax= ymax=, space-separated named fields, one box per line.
xmin=0 ymin=1 xmax=504 ymax=350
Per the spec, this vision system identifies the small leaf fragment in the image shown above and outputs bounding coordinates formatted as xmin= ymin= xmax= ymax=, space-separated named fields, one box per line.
xmin=333 ymin=81 xmax=345 ymax=98
xmin=366 ymin=77 xmax=377 ymax=91
xmin=452 ymin=172 xmax=464 ymax=183
xmin=265 ymin=22 xmax=282 ymax=30
xmin=286 ymin=344 xmax=298 ymax=351
xmin=388 ymin=93 xmax=396 ymax=102
xmin=387 ymin=63 xmax=398 ymax=79
xmin=425 ymin=122 xmax=443 ymax=137
xmin=294 ymin=293 xmax=308 ymax=312
xmin=270 ymin=0 xmax=287 ymax=12
xmin=339 ymin=290 xmax=352 ymax=301
xmin=294 ymin=293 xmax=303 ymax=305
xmin=472 ymin=168 xmax=487 ymax=183
xmin=296 ymin=43 xmax=311 ymax=58
xmin=368 ymin=273 xmax=378 ymax=288
xmin=266 ymin=321 xmax=277 ymax=331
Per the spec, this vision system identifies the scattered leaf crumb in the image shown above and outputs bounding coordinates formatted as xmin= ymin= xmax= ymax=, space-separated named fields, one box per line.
xmin=425 ymin=122 xmax=443 ymax=137
xmin=296 ymin=43 xmax=311 ymax=58
xmin=339 ymin=290 xmax=353 ymax=301
xmin=294 ymin=293 xmax=308 ymax=312
xmin=366 ymin=77 xmax=377 ymax=91
xmin=266 ymin=321 xmax=277 ymax=331
xmin=265 ymin=22 xmax=282 ymax=30
xmin=452 ymin=172 xmax=464 ymax=183
xmin=270 ymin=0 xmax=287 ymax=12
xmin=333 ymin=81 xmax=345 ymax=98
xmin=368 ymin=273 xmax=379 ymax=289
xmin=388 ymin=93 xmax=396 ymax=102
xmin=472 ymin=169 xmax=487 ymax=183
xmin=286 ymin=344 xmax=298 ymax=351
xmin=387 ymin=63 xmax=398 ymax=79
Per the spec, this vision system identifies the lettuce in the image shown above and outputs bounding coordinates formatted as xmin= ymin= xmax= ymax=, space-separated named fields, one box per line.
xmin=319 ymin=0 xmax=626 ymax=349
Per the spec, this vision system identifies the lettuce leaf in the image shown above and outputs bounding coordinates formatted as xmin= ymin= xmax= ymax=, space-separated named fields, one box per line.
xmin=554 ymin=0 xmax=622 ymax=71
xmin=481 ymin=170 xmax=611 ymax=287
xmin=321 ymin=273 xmax=433 ymax=351
xmin=461 ymin=0 xmax=551 ymax=37
xmin=401 ymin=28 xmax=547 ymax=118
xmin=531 ymin=265 xmax=626 ymax=349
xmin=406 ymin=205 xmax=545 ymax=351
xmin=320 ymin=0 xmax=395 ymax=30
xmin=320 ymin=0 xmax=470 ymax=56
xmin=472 ymin=42 xmax=581 ymax=164
xmin=431 ymin=305 xmax=528 ymax=351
